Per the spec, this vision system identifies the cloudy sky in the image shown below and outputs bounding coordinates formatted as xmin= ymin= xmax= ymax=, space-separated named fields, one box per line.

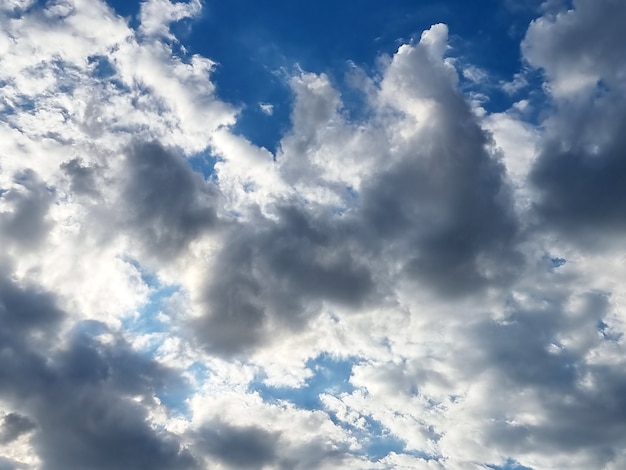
xmin=1 ymin=0 xmax=626 ymax=469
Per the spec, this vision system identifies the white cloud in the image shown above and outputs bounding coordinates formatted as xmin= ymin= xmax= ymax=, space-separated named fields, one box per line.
xmin=259 ymin=102 xmax=274 ymax=115
xmin=139 ymin=0 xmax=202 ymax=39
xmin=522 ymin=0 xmax=626 ymax=98
xmin=1 ymin=0 xmax=626 ymax=468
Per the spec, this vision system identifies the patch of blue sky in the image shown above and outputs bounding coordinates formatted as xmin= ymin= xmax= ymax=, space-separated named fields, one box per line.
xmin=351 ymin=416 xmax=407 ymax=461
xmin=487 ymin=459 xmax=534 ymax=470
xmin=327 ymin=405 xmax=437 ymax=462
xmin=118 ymin=256 xmax=195 ymax=416
xmin=120 ymin=256 xmax=180 ymax=344
xmin=541 ymin=253 xmax=567 ymax=272
xmin=157 ymin=378 xmax=194 ymax=419
xmin=250 ymin=353 xmax=357 ymax=410
xmin=104 ymin=0 xmax=545 ymax=149
xmin=229 ymin=93 xmax=292 ymax=155
xmin=2 ymin=95 xmax=37 ymax=118
xmin=330 ymin=186 xmax=360 ymax=216
xmin=104 ymin=0 xmax=141 ymax=29
xmin=122 ymin=284 xmax=179 ymax=336
xmin=250 ymin=353 xmax=428 ymax=460
xmin=121 ymin=255 xmax=159 ymax=287
xmin=215 ymin=4 xmax=534 ymax=102
xmin=597 ymin=320 xmax=623 ymax=343
xmin=550 ymin=257 xmax=566 ymax=268
xmin=188 ymin=148 xmax=219 ymax=180
xmin=88 ymin=55 xmax=118 ymax=80
xmin=186 ymin=361 xmax=211 ymax=382
xmin=5 ymin=0 xmax=42 ymax=17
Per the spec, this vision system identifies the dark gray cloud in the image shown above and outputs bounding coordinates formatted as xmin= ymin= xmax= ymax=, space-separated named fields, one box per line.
xmin=531 ymin=125 xmax=626 ymax=239
xmin=0 ymin=272 xmax=198 ymax=470
xmin=120 ymin=141 xmax=221 ymax=259
xmin=193 ymin=44 xmax=524 ymax=357
xmin=0 ymin=170 xmax=53 ymax=249
xmin=0 ymin=413 xmax=36 ymax=444
xmin=468 ymin=289 xmax=626 ymax=466
xmin=357 ymin=97 xmax=520 ymax=296
xmin=0 ymin=457 xmax=27 ymax=470
xmin=60 ymin=158 xmax=101 ymax=198
xmin=276 ymin=438 xmax=350 ymax=470
xmin=194 ymin=204 xmax=375 ymax=356
xmin=524 ymin=0 xmax=626 ymax=245
xmin=193 ymin=420 xmax=351 ymax=470
xmin=195 ymin=420 xmax=280 ymax=469
xmin=529 ymin=74 xmax=626 ymax=243
xmin=32 ymin=376 xmax=198 ymax=470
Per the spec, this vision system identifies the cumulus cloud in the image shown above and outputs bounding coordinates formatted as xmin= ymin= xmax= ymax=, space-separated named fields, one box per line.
xmin=194 ymin=420 xmax=280 ymax=469
xmin=117 ymin=141 xmax=221 ymax=260
xmin=0 ymin=267 xmax=196 ymax=469
xmin=524 ymin=0 xmax=626 ymax=244
xmin=1 ymin=0 xmax=626 ymax=469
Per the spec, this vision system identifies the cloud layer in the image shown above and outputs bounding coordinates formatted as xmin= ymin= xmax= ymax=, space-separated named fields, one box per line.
xmin=1 ymin=0 xmax=626 ymax=469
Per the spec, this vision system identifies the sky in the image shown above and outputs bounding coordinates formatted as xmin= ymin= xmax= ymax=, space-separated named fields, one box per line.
xmin=1 ymin=0 xmax=626 ymax=469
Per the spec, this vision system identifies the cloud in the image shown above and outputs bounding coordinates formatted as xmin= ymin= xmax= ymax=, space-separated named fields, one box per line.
xmin=0 ymin=413 xmax=36 ymax=445
xmin=259 ymin=102 xmax=274 ymax=115
xmin=523 ymin=0 xmax=626 ymax=97
xmin=193 ymin=25 xmax=522 ymax=347
xmin=523 ymin=0 xmax=626 ymax=245
xmin=2 ymin=0 xmax=626 ymax=468
xmin=0 ymin=170 xmax=54 ymax=250
xmin=0 ymin=457 xmax=28 ymax=470
xmin=117 ymin=141 xmax=221 ymax=260
xmin=0 ymin=272 xmax=197 ymax=470
xmin=194 ymin=420 xmax=280 ymax=469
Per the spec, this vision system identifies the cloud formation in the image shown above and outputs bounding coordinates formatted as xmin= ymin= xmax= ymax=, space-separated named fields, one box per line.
xmin=1 ymin=0 xmax=626 ymax=469
xmin=525 ymin=0 xmax=626 ymax=245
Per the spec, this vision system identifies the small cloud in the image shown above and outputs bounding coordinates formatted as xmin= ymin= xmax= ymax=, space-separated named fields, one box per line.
xmin=462 ymin=65 xmax=488 ymax=84
xmin=512 ymin=99 xmax=530 ymax=112
xmin=259 ymin=102 xmax=274 ymax=115
xmin=501 ymin=72 xmax=529 ymax=95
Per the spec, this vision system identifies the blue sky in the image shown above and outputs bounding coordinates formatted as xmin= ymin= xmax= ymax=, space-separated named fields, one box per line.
xmin=1 ymin=0 xmax=626 ymax=469
xmin=107 ymin=0 xmax=538 ymax=152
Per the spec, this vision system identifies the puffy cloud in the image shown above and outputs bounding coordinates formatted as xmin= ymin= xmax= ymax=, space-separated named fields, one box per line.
xmin=0 ymin=268 xmax=196 ymax=469
xmin=0 ymin=413 xmax=36 ymax=445
xmin=2 ymin=0 xmax=626 ymax=468
xmin=117 ymin=141 xmax=221 ymax=260
xmin=191 ymin=23 xmax=519 ymax=357
xmin=524 ymin=0 xmax=626 ymax=244
xmin=523 ymin=0 xmax=626 ymax=97
xmin=193 ymin=203 xmax=375 ymax=356
xmin=0 ymin=170 xmax=54 ymax=250
xmin=194 ymin=420 xmax=280 ymax=469
xmin=139 ymin=0 xmax=202 ymax=39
